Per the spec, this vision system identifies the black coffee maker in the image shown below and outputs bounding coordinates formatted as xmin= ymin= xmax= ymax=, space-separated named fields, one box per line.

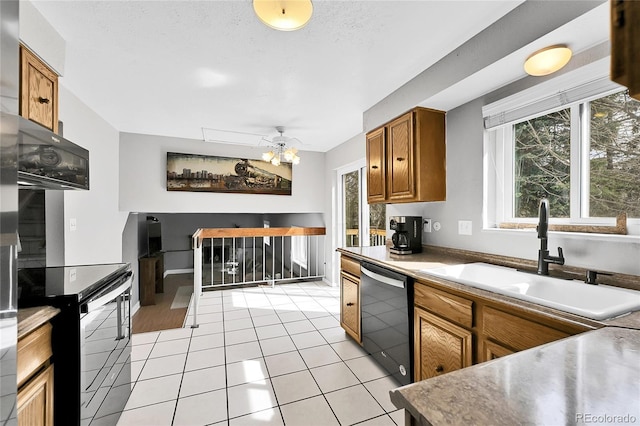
xmin=389 ymin=216 xmax=422 ymax=255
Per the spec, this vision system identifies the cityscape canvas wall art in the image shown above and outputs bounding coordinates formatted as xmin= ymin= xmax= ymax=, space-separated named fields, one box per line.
xmin=166 ymin=152 xmax=292 ymax=195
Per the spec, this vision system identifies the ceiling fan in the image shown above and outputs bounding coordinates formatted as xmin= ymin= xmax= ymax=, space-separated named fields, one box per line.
xmin=260 ymin=126 xmax=302 ymax=166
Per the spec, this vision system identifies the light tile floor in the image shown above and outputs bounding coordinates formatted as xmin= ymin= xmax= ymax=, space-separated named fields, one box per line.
xmin=117 ymin=280 xmax=405 ymax=426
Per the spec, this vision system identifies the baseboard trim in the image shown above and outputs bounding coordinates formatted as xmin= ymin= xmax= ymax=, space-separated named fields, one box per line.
xmin=131 ymin=301 xmax=140 ymax=317
xmin=322 ymin=277 xmax=337 ymax=287
xmin=164 ymin=268 xmax=194 ymax=278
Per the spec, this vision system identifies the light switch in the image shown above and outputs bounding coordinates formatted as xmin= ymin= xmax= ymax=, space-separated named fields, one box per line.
xmin=70 ymin=218 xmax=77 ymax=231
xmin=458 ymin=220 xmax=472 ymax=235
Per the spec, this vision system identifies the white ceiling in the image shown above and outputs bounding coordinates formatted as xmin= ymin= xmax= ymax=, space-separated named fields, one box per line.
xmin=30 ymin=1 xmax=609 ymax=153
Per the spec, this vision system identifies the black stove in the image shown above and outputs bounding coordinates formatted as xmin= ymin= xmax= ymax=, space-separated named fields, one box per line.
xmin=18 ymin=263 xmax=130 ymax=303
xmin=17 ymin=263 xmax=133 ymax=426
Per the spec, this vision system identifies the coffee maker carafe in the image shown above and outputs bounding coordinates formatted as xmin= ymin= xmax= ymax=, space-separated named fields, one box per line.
xmin=389 ymin=216 xmax=422 ymax=255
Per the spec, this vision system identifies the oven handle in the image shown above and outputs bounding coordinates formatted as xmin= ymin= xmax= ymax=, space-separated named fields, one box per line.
xmin=361 ymin=266 xmax=405 ymax=289
xmin=84 ymin=272 xmax=133 ymax=314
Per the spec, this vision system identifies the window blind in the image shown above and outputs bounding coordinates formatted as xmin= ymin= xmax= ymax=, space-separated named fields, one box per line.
xmin=482 ymin=76 xmax=623 ymax=130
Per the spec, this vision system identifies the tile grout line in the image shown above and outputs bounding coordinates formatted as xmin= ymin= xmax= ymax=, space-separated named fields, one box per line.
xmin=130 ymin=281 xmax=398 ymax=426
xmin=170 ymin=326 xmax=193 ymax=426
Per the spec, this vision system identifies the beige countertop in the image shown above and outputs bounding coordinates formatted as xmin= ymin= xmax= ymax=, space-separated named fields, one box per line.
xmin=17 ymin=305 xmax=60 ymax=339
xmin=390 ymin=327 xmax=640 ymax=425
xmin=337 ymin=245 xmax=640 ymax=329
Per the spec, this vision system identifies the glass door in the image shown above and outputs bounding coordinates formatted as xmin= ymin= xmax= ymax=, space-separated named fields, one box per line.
xmin=343 ymin=169 xmax=360 ymax=247
xmin=338 ymin=162 xmax=386 ymax=248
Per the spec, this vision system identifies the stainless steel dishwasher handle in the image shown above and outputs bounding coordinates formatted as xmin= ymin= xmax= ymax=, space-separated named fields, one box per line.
xmin=85 ymin=273 xmax=133 ymax=313
xmin=361 ymin=266 xmax=405 ymax=289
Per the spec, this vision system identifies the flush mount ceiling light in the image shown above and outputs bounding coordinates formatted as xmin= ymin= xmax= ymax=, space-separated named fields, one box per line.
xmin=261 ymin=126 xmax=301 ymax=166
xmin=524 ymin=45 xmax=573 ymax=76
xmin=253 ymin=0 xmax=313 ymax=31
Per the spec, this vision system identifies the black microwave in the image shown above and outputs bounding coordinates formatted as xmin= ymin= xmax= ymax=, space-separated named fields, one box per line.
xmin=15 ymin=114 xmax=89 ymax=190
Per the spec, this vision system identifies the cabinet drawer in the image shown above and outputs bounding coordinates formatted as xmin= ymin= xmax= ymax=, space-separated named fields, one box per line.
xmin=414 ymin=281 xmax=473 ymax=328
xmin=483 ymin=307 xmax=569 ymax=352
xmin=17 ymin=322 xmax=53 ymax=387
xmin=341 ymin=256 xmax=361 ymax=277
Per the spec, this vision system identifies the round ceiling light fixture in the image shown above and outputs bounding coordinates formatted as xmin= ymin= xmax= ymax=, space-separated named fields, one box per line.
xmin=524 ymin=45 xmax=573 ymax=77
xmin=253 ymin=0 xmax=313 ymax=31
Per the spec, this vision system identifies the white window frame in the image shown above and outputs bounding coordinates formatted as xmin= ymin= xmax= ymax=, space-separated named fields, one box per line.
xmin=484 ymin=75 xmax=640 ymax=235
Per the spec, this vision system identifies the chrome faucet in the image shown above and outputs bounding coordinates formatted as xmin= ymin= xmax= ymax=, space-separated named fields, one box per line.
xmin=537 ymin=199 xmax=565 ymax=275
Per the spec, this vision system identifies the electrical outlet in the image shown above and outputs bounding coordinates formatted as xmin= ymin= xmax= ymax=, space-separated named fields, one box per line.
xmin=458 ymin=220 xmax=472 ymax=235
xmin=423 ymin=218 xmax=432 ymax=233
xmin=70 ymin=218 xmax=77 ymax=231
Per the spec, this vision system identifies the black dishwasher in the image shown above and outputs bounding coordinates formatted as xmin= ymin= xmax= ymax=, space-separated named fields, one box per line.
xmin=360 ymin=262 xmax=413 ymax=386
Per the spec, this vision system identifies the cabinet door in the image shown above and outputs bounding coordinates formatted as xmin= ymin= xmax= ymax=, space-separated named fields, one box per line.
xmin=366 ymin=127 xmax=386 ymax=203
xmin=481 ymin=339 xmax=515 ymax=362
xmin=387 ymin=112 xmax=415 ymax=201
xmin=20 ymin=46 xmax=58 ymax=133
xmin=340 ymin=272 xmax=361 ymax=342
xmin=611 ymin=0 xmax=640 ymax=100
xmin=414 ymin=307 xmax=472 ymax=381
xmin=17 ymin=364 xmax=54 ymax=426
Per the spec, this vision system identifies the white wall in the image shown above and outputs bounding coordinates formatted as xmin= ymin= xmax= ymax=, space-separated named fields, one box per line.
xmin=59 ymin=86 xmax=128 ymax=265
xmin=119 ymin=132 xmax=325 ymax=214
xmin=21 ymin=1 xmax=128 ymax=266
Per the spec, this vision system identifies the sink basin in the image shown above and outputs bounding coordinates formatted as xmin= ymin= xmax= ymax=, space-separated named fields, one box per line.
xmin=419 ymin=262 xmax=640 ymax=320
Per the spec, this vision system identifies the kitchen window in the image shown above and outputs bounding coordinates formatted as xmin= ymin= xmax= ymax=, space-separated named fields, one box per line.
xmin=484 ymin=76 xmax=640 ymax=235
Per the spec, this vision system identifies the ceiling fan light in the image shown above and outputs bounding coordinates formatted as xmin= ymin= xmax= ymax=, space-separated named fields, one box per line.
xmin=271 ymin=156 xmax=281 ymax=166
xmin=262 ymin=151 xmax=275 ymax=161
xmin=284 ymin=148 xmax=296 ymax=161
xmin=253 ymin=0 xmax=313 ymax=31
xmin=292 ymin=155 xmax=300 ymax=165
xmin=524 ymin=45 xmax=572 ymax=76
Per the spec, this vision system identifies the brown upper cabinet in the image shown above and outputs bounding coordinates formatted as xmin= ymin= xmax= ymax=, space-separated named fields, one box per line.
xmin=366 ymin=107 xmax=446 ymax=204
xmin=611 ymin=0 xmax=640 ymax=100
xmin=20 ymin=45 xmax=59 ymax=133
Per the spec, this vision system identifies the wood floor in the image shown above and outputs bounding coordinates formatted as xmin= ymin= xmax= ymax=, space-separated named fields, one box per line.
xmin=132 ymin=273 xmax=193 ymax=334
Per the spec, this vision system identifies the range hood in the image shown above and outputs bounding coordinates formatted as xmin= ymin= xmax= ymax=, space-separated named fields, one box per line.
xmin=11 ymin=113 xmax=90 ymax=190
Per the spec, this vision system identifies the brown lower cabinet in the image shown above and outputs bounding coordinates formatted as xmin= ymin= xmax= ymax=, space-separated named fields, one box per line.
xmin=340 ymin=255 xmax=362 ymax=343
xmin=414 ymin=307 xmax=472 ymax=381
xmin=482 ymin=339 xmax=515 ymax=361
xmin=17 ymin=364 xmax=54 ymax=426
xmin=414 ymin=278 xmax=593 ymax=380
xmin=340 ymin=272 xmax=361 ymax=343
xmin=17 ymin=321 xmax=55 ymax=426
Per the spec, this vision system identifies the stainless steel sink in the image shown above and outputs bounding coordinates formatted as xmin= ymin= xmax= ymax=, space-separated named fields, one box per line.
xmin=419 ymin=262 xmax=640 ymax=320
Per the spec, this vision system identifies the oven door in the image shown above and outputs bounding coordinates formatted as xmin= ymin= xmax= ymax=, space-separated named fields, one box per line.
xmin=79 ymin=271 xmax=133 ymax=425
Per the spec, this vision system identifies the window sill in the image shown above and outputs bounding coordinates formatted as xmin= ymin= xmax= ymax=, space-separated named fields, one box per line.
xmin=499 ymin=213 xmax=629 ymax=235
xmin=482 ymin=226 xmax=640 ymax=243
